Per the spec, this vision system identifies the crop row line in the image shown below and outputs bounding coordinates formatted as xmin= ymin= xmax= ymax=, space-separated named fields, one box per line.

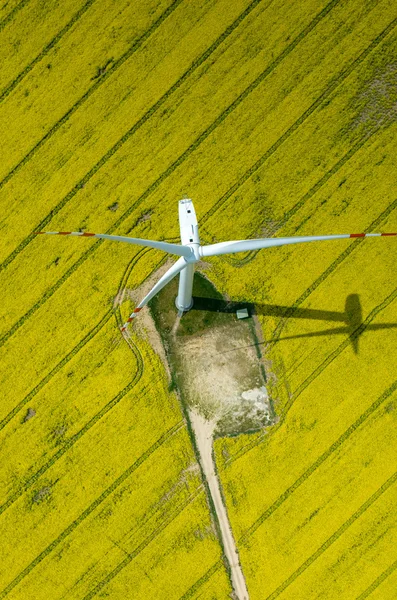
xmin=268 ymin=195 xmax=397 ymax=345
xmin=200 ymin=15 xmax=397 ymax=228
xmin=289 ymin=286 xmax=397 ymax=407
xmin=224 ymin=128 xmax=381 ymax=269
xmin=82 ymin=485 xmax=203 ymax=600
xmin=0 ymin=0 xmax=358 ymax=350
xmin=0 ymin=0 xmax=98 ymax=103
xmin=0 ymin=0 xmax=29 ymax=34
xmin=356 ymin=558 xmax=397 ymax=600
xmin=179 ymin=560 xmax=223 ymax=599
xmin=266 ymin=470 xmax=397 ymax=599
xmin=0 ymin=420 xmax=185 ymax=598
xmin=230 ymin=262 xmax=397 ymax=464
xmin=0 ymin=0 xmax=265 ymax=273
xmin=171 ymin=377 xmax=397 ymax=597
xmin=0 ymin=362 xmax=144 ymax=517
xmin=0 ymin=308 xmax=112 ymax=432
xmin=0 ymin=0 xmax=184 ymax=205
xmin=238 ymin=378 xmax=397 ymax=542
xmin=0 ymin=243 xmax=157 ymax=432
xmin=179 ymin=558 xmax=223 ymax=600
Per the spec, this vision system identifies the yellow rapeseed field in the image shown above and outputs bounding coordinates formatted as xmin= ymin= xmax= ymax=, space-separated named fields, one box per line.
xmin=0 ymin=0 xmax=396 ymax=597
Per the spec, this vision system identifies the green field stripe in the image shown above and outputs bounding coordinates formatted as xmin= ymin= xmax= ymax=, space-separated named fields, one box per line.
xmin=179 ymin=560 xmax=223 ymax=599
xmin=0 ymin=0 xmax=264 ymax=273
xmin=288 ymin=287 xmax=397 ymax=409
xmin=0 ymin=0 xmax=98 ymax=103
xmin=265 ymin=471 xmax=397 ymax=599
xmin=82 ymin=485 xmax=204 ymax=600
xmin=0 ymin=357 xmax=144 ymax=517
xmin=271 ymin=196 xmax=397 ymax=342
xmin=0 ymin=0 xmax=29 ymax=33
xmin=200 ymin=15 xmax=397 ymax=225
xmin=0 ymin=421 xmax=184 ymax=599
xmin=0 ymin=308 xmax=112 ymax=432
xmin=356 ymin=558 xmax=397 ymax=600
xmin=238 ymin=378 xmax=397 ymax=542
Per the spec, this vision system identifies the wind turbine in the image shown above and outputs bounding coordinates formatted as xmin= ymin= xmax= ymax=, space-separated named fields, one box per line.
xmin=35 ymin=199 xmax=396 ymax=333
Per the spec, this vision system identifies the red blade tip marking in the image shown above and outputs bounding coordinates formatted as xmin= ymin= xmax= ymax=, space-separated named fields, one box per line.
xmin=350 ymin=233 xmax=366 ymax=238
xmin=59 ymin=232 xmax=71 ymax=235
xmin=133 ymin=308 xmax=142 ymax=313
xmin=381 ymin=232 xmax=397 ymax=236
xmin=81 ymin=232 xmax=96 ymax=236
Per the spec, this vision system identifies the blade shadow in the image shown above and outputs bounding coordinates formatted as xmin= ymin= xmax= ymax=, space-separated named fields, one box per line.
xmin=190 ymin=293 xmax=397 ymax=354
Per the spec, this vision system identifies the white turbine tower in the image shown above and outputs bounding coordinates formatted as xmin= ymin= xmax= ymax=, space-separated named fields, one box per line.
xmin=36 ymin=198 xmax=396 ymax=332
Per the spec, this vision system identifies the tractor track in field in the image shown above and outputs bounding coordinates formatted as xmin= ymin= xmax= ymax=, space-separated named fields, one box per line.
xmin=265 ymin=471 xmax=397 ymax=599
xmin=0 ymin=421 xmax=185 ymax=599
xmin=0 ymin=4 xmax=393 ymax=353
xmin=0 ymin=1 xmax=387 ymax=351
xmin=182 ymin=378 xmax=397 ymax=596
xmin=0 ymin=0 xmax=183 ymax=200
xmin=0 ymin=246 xmax=157 ymax=431
xmin=179 ymin=560 xmax=223 ymax=599
xmin=267 ymin=197 xmax=397 ymax=348
xmin=81 ymin=486 xmax=204 ymax=600
xmin=200 ymin=15 xmax=397 ymax=228
xmin=357 ymin=558 xmax=397 ymax=600
xmin=0 ymin=308 xmax=112 ymax=432
xmin=0 ymin=372 xmax=142 ymax=518
xmin=289 ymin=287 xmax=397 ymax=405
xmin=225 ymin=282 xmax=397 ymax=464
xmin=0 ymin=0 xmax=29 ymax=34
xmin=236 ymin=379 xmax=397 ymax=538
xmin=0 ymin=0 xmax=266 ymax=272
xmin=0 ymin=0 xmax=98 ymax=103
xmin=223 ymin=127 xmax=392 ymax=269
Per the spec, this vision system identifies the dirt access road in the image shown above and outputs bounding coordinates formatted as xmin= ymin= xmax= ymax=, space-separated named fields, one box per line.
xmin=190 ymin=408 xmax=249 ymax=600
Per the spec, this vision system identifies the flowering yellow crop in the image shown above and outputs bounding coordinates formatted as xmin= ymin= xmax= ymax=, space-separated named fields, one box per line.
xmin=1 ymin=0 xmax=396 ymax=597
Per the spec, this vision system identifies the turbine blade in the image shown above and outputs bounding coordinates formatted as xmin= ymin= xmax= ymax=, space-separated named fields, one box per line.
xmin=35 ymin=231 xmax=192 ymax=258
xmin=201 ymin=232 xmax=397 ymax=257
xmin=121 ymin=257 xmax=187 ymax=332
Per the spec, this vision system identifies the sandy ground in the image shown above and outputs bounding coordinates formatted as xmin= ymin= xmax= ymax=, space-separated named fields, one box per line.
xmin=189 ymin=408 xmax=249 ymax=600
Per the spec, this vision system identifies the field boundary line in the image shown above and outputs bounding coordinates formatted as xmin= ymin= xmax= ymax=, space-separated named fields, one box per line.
xmin=81 ymin=485 xmax=204 ymax=600
xmin=0 ymin=0 xmax=98 ymax=103
xmin=0 ymin=0 xmax=29 ymax=33
xmin=0 ymin=0 xmax=265 ymax=272
xmin=0 ymin=363 xmax=144 ymax=517
xmin=356 ymin=558 xmax=397 ymax=599
xmin=265 ymin=471 xmax=397 ymax=599
xmin=236 ymin=378 xmax=397 ymax=542
xmin=200 ymin=15 xmax=397 ymax=225
xmin=0 ymin=421 xmax=185 ymax=599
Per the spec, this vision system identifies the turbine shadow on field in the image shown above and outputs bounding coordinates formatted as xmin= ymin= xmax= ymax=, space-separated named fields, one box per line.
xmin=191 ymin=294 xmax=397 ymax=354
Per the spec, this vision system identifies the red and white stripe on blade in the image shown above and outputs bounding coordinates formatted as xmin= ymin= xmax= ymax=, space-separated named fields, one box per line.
xmin=120 ymin=256 xmax=188 ymax=333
